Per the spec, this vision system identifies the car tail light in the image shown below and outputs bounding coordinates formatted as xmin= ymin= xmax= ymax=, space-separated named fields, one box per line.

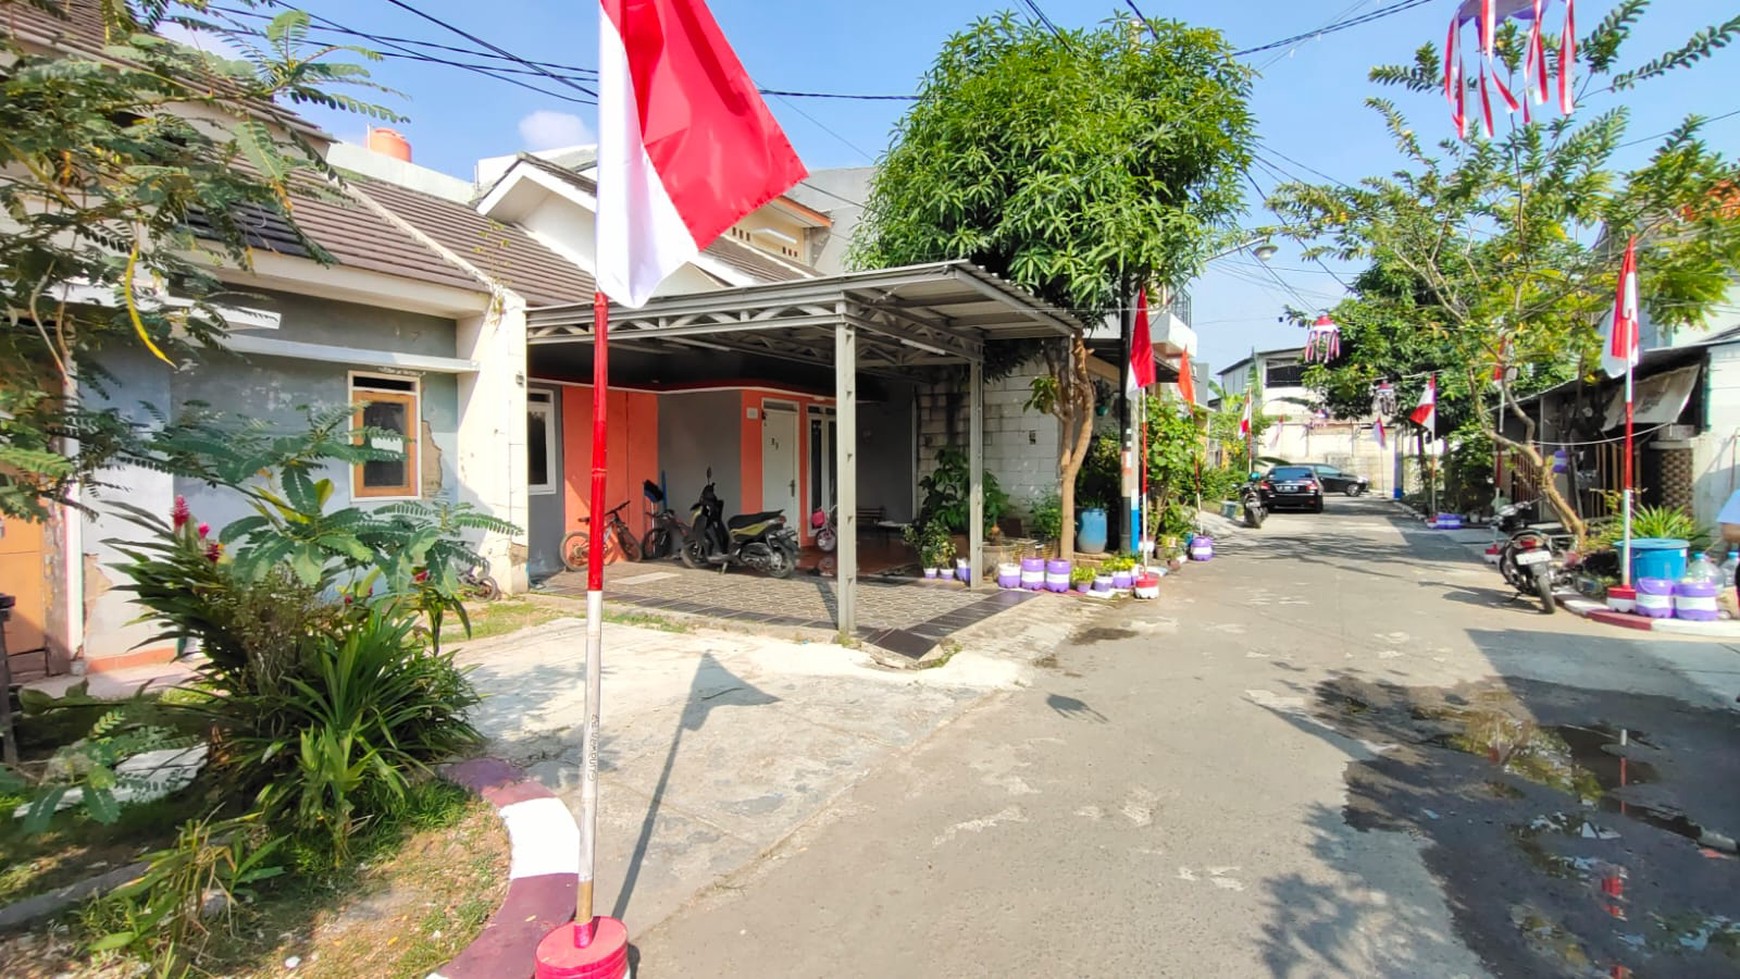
xmin=1518 ymin=538 xmax=1539 ymax=550
xmin=1304 ymin=481 xmax=1319 ymax=490
xmin=1259 ymin=481 xmax=1273 ymax=491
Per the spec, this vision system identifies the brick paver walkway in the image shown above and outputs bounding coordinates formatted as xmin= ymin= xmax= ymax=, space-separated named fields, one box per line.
xmin=542 ymin=563 xmax=1034 ymax=659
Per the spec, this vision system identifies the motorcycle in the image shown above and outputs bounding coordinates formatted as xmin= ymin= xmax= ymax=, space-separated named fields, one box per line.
xmin=1497 ymin=525 xmax=1576 ymax=614
xmin=640 ymin=479 xmax=691 ymax=560
xmin=1240 ymin=473 xmax=1267 ymax=529
xmin=681 ymin=477 xmax=800 ymax=579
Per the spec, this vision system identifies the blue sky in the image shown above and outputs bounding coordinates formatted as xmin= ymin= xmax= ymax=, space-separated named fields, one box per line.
xmin=253 ymin=0 xmax=1738 ymax=372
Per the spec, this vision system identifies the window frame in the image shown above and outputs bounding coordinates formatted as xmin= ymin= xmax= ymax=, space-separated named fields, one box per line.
xmin=527 ymin=388 xmax=558 ymax=496
xmin=350 ymin=372 xmax=421 ymax=501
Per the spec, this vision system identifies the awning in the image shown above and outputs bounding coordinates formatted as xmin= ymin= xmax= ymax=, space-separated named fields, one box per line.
xmin=1603 ymin=363 xmax=1700 ymax=429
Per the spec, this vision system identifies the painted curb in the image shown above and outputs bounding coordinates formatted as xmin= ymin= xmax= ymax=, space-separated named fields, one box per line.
xmin=430 ymin=758 xmax=578 ymax=979
xmin=1555 ymin=591 xmax=1740 ymax=636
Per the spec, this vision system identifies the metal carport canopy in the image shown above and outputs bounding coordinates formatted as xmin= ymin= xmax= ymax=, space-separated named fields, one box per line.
xmin=523 ymin=260 xmax=1086 ymax=376
xmin=522 ymin=261 xmax=1088 ymax=641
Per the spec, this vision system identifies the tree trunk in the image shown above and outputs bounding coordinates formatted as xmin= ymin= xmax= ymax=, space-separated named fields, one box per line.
xmin=1051 ymin=333 xmax=1095 ymax=563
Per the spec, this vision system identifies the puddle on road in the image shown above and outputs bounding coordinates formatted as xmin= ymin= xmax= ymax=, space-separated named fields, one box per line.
xmin=1312 ymin=677 xmax=1740 ymax=979
xmin=1070 ymin=626 xmax=1137 ymax=645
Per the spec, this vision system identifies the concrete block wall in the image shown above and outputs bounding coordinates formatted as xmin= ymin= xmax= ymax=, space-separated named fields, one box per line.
xmin=917 ymin=358 xmax=1062 ymax=521
xmin=1657 ymin=445 xmax=1695 ymax=514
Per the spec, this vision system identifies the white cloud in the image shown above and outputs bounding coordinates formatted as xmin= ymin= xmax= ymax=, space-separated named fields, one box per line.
xmin=154 ymin=21 xmax=249 ymax=63
xmin=517 ymin=110 xmax=593 ymax=152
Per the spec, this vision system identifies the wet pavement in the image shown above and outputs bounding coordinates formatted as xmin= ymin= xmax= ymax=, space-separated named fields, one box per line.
xmin=1316 ymin=676 xmax=1740 ymax=977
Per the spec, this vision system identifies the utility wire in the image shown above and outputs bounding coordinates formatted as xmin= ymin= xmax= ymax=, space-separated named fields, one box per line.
xmin=372 ymin=0 xmax=598 ymax=98
xmin=1019 ymin=0 xmax=1068 ymax=41
xmin=1233 ymin=0 xmax=1438 ymax=59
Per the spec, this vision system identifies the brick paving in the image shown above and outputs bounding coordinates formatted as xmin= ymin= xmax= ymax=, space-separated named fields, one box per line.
xmin=540 ymin=563 xmax=1036 ymax=659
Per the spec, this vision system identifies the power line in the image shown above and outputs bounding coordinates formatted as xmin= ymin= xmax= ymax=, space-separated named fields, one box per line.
xmin=372 ymin=0 xmax=598 ymax=99
xmin=1019 ymin=0 xmax=1068 ymax=41
xmin=1234 ymin=0 xmax=1438 ymax=59
xmin=1617 ymin=106 xmax=1740 ymax=148
xmin=774 ymin=94 xmax=879 ymax=164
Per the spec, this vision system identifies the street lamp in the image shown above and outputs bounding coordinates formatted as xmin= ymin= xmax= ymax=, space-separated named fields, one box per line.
xmin=1207 ymin=235 xmax=1277 ymax=264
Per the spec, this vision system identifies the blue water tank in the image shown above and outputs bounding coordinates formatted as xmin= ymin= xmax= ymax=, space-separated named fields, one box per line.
xmin=1077 ymin=507 xmax=1109 ymax=555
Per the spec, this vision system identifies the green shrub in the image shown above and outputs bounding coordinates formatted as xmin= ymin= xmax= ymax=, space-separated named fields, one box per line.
xmin=1594 ymin=502 xmax=1708 ymax=551
xmin=917 ymin=446 xmax=1008 ymax=533
xmin=1029 ymin=491 xmax=1063 ymax=543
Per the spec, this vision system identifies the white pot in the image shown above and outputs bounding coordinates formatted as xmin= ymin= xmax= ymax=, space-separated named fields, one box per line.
xmin=923 ymin=568 xmax=938 ymax=579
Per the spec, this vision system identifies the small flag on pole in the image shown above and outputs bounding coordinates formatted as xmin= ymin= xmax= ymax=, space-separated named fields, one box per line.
xmin=1239 ymin=393 xmax=1253 ymax=438
xmin=1177 ymin=348 xmax=1197 ymax=406
xmin=1129 ymin=289 xmax=1157 ymax=391
xmin=1374 ymin=417 xmax=1387 ymax=448
xmin=1601 ymin=236 xmax=1640 ymax=379
xmin=1410 ymin=375 xmax=1437 ymax=432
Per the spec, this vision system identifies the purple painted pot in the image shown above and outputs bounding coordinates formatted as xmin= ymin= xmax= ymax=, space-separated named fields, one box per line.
xmin=1190 ymin=536 xmax=1215 ymax=562
xmin=1044 ymin=558 xmax=1072 ymax=593
xmin=1111 ymin=570 xmax=1134 ymax=590
xmin=997 ymin=563 xmax=1021 ymax=589
xmin=1076 ymin=582 xmax=1093 ymax=594
xmin=1020 ymin=556 xmax=1046 ymax=591
xmin=1674 ymin=579 xmax=1720 ymax=621
xmin=1635 ymin=577 xmax=1676 ymax=619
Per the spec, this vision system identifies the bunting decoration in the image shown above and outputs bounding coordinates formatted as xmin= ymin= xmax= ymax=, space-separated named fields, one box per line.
xmin=1303 ymin=313 xmax=1341 ymax=363
xmin=1446 ymin=0 xmax=1575 ymax=139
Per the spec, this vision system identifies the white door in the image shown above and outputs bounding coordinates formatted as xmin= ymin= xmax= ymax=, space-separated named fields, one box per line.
xmin=762 ymin=403 xmax=800 ymax=519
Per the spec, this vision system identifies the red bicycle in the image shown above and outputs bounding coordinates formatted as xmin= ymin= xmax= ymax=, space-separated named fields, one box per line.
xmin=561 ymin=501 xmax=642 ymax=571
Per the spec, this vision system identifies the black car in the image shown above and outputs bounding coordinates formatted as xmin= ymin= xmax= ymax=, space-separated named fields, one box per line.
xmin=1259 ymin=465 xmax=1325 ymax=513
xmin=1304 ymin=463 xmax=1369 ymax=497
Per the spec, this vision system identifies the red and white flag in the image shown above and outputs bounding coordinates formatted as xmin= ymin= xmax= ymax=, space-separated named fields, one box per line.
xmin=1410 ymin=375 xmax=1437 ymax=431
xmin=597 ymin=0 xmax=808 ymax=307
xmin=1129 ymin=289 xmax=1157 ymax=392
xmin=1373 ymin=417 xmax=1387 ymax=448
xmin=1601 ymin=236 xmax=1640 ymax=379
xmin=1239 ymin=393 xmax=1253 ymax=438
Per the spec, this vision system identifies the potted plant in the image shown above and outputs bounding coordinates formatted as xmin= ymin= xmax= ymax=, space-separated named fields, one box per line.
xmin=933 ymin=529 xmax=957 ymax=579
xmin=1070 ymin=565 xmax=1095 ymax=594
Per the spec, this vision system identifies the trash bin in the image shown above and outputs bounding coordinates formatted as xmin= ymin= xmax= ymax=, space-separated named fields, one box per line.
xmin=1628 ymin=538 xmax=1689 ymax=584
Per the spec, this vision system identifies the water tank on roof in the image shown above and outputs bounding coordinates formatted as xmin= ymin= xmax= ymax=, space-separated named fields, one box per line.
xmin=368 ymin=127 xmax=412 ymax=163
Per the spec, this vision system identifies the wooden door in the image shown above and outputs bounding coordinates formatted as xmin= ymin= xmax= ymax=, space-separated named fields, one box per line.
xmin=0 ymin=515 xmax=48 ymax=656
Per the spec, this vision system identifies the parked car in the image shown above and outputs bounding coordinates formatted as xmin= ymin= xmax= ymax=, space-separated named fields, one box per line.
xmin=1303 ymin=463 xmax=1370 ymax=497
xmin=1258 ymin=465 xmax=1325 ymax=513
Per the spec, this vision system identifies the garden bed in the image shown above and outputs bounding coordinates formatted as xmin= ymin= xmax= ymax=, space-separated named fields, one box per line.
xmin=0 ymin=780 xmax=507 ymax=978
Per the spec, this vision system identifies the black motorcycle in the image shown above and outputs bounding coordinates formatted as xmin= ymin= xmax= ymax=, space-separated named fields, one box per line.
xmin=1240 ymin=472 xmax=1267 ymax=529
xmin=640 ymin=479 xmax=690 ymax=560
xmin=680 ymin=479 xmax=800 ymax=579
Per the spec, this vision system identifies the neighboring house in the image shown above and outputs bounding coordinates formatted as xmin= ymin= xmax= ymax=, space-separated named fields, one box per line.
xmin=1217 ymin=346 xmax=1400 ymax=494
xmin=1503 ymin=321 xmax=1740 ymax=533
xmin=2 ymin=7 xmax=590 ymax=676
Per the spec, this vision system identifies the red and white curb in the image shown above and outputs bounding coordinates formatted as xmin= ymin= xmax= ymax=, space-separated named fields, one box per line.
xmin=430 ymin=758 xmax=580 ymax=979
xmin=1556 ymin=592 xmax=1740 ymax=636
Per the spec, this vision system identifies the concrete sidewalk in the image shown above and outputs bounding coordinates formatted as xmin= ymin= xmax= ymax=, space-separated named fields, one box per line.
xmin=453 ymin=592 xmax=1093 ymax=939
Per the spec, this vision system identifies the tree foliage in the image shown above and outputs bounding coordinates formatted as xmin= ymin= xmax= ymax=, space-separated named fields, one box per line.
xmin=0 ymin=0 xmax=400 ymax=519
xmin=1268 ymin=4 xmax=1740 ymax=540
xmin=855 ymin=11 xmax=1255 ymax=558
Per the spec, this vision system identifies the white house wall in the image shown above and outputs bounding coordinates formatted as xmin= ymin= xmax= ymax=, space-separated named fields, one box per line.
xmin=919 ymin=358 xmax=1060 ymax=526
xmin=1692 ymin=343 xmax=1740 ymax=530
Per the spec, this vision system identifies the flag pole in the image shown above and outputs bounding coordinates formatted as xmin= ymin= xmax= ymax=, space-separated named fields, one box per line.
xmin=1622 ymin=355 xmax=1634 ymax=587
xmin=579 ymin=289 xmax=610 ymax=942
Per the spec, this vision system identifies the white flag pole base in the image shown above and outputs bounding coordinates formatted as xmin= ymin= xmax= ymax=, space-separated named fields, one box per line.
xmin=536 ymin=590 xmax=629 ymax=979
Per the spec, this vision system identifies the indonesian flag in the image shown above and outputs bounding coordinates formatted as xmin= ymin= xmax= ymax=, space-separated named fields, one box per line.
xmin=1239 ymin=393 xmax=1253 ymax=438
xmin=1601 ymin=235 xmax=1640 ymax=379
xmin=1410 ymin=375 xmax=1437 ymax=431
xmin=1129 ymin=288 xmax=1157 ymax=392
xmin=1373 ymin=417 xmax=1387 ymax=448
xmin=1177 ymin=348 xmax=1197 ymax=406
xmin=597 ymin=0 xmax=808 ymax=307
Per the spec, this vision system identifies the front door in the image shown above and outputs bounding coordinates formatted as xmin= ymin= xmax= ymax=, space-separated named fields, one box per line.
xmin=762 ymin=402 xmax=800 ymax=520
xmin=0 ymin=515 xmax=48 ymax=658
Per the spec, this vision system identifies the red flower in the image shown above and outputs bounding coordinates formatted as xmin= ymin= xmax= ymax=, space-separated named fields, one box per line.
xmin=204 ymin=541 xmax=222 ymax=563
xmin=171 ymin=496 xmax=190 ymax=530
xmin=196 ymin=523 xmax=210 ymax=539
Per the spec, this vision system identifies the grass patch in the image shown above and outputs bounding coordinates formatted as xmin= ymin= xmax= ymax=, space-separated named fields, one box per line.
xmin=440 ymin=597 xmax=565 ymax=644
xmin=603 ymin=610 xmax=692 ymax=633
xmin=917 ymin=640 xmax=963 ymax=670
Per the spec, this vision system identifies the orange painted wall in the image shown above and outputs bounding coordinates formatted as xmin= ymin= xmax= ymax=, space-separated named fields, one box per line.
xmin=561 ymin=386 xmax=660 ymax=559
xmin=739 ymin=391 xmax=835 ymax=544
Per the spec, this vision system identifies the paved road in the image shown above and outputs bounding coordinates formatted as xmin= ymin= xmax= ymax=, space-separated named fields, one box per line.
xmin=633 ymin=498 xmax=1740 ymax=978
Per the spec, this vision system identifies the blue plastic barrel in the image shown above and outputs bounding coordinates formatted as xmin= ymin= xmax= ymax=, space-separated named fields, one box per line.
xmin=1076 ymin=508 xmax=1109 ymax=555
xmin=1629 ymin=538 xmax=1689 ymax=584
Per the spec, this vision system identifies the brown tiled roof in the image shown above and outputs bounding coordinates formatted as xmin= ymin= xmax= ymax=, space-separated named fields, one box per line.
xmin=185 ymin=181 xmax=485 ymax=296
xmin=354 ymin=178 xmax=596 ymax=306
xmin=505 ymin=154 xmax=815 ymax=284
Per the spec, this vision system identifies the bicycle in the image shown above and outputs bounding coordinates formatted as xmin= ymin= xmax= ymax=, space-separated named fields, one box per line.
xmin=640 ymin=479 xmax=690 ymax=560
xmin=561 ymin=500 xmax=642 ymax=571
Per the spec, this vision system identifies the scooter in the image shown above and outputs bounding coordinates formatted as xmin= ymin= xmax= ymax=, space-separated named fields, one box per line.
xmin=681 ymin=477 xmax=800 ymax=579
xmin=1497 ymin=525 xmax=1576 ymax=614
xmin=1240 ymin=473 xmax=1267 ymax=529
